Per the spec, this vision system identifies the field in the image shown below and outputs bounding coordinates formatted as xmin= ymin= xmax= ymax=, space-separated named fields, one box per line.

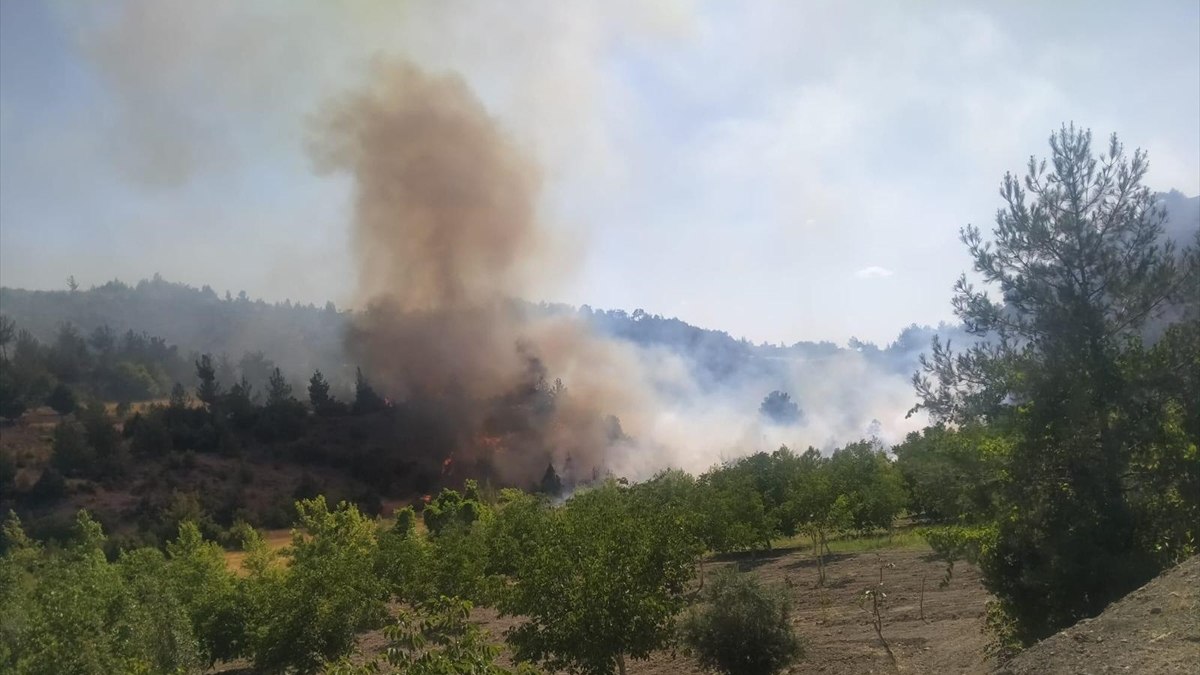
xmin=348 ymin=539 xmax=995 ymax=675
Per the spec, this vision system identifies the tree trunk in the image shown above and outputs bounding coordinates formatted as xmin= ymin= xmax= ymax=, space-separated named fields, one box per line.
xmin=617 ymin=653 xmax=626 ymax=675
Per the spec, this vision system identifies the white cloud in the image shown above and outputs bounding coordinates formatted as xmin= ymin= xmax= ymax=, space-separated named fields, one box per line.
xmin=854 ymin=266 xmax=894 ymax=280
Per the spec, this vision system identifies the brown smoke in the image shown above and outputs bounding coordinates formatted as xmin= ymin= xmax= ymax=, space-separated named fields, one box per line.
xmin=311 ymin=60 xmax=625 ymax=485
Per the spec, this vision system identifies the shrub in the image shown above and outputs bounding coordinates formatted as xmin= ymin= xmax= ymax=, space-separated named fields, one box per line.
xmin=680 ymin=569 xmax=803 ymax=675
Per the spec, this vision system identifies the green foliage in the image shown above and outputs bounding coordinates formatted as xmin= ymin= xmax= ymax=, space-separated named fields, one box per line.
xmin=826 ymin=441 xmax=907 ymax=533
xmin=0 ymin=511 xmax=205 ymax=674
xmin=162 ymin=522 xmax=248 ymax=663
xmin=428 ymin=520 xmax=493 ymax=604
xmin=893 ymin=424 xmax=1009 ymax=523
xmin=307 ymin=368 xmax=346 ymax=416
xmin=915 ymin=125 xmax=1200 ymax=644
xmin=195 ymin=353 xmax=221 ymax=407
xmin=327 ymin=597 xmax=537 ymax=675
xmin=501 ymin=481 xmax=701 ymax=675
xmin=376 ymin=508 xmax=432 ymax=604
xmin=697 ymin=461 xmax=775 ymax=553
xmin=679 ymin=569 xmax=803 ymax=675
xmin=423 ymin=480 xmax=491 ymax=536
xmin=244 ymin=496 xmax=388 ymax=673
xmin=918 ymin=524 xmax=996 ymax=587
xmin=759 ymin=390 xmax=802 ymax=424
xmin=265 ymin=367 xmax=293 ymax=406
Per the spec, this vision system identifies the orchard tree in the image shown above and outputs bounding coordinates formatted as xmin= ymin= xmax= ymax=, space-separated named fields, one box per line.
xmin=245 ymin=497 xmax=388 ymax=673
xmin=501 ymin=481 xmax=702 ymax=675
xmin=326 ymin=598 xmax=535 ymax=675
xmin=914 ymin=125 xmax=1199 ymax=643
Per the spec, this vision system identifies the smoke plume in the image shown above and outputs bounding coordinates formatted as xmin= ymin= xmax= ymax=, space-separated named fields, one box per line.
xmin=311 ymin=61 xmax=645 ymax=485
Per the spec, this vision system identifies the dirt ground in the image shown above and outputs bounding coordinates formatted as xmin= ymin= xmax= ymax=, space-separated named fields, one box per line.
xmin=997 ymin=555 xmax=1200 ymax=675
xmin=348 ymin=544 xmax=995 ymax=675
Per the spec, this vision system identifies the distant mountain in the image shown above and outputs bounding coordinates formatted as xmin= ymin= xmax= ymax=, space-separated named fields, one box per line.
xmin=0 ymin=276 xmax=964 ymax=397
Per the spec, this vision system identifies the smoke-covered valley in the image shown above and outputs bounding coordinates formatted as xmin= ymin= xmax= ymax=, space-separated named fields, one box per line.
xmin=1 ymin=1 xmax=1197 ymax=485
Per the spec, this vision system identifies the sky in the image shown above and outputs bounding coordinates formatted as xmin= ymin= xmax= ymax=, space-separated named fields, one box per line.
xmin=2 ymin=0 xmax=1198 ymax=346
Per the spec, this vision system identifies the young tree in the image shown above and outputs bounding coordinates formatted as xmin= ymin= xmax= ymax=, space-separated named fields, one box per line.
xmin=168 ymin=382 xmax=190 ymax=410
xmin=326 ymin=598 xmax=534 ymax=675
xmin=501 ymin=481 xmax=701 ymax=675
xmin=308 ymin=369 xmax=331 ymax=411
xmin=913 ymin=125 xmax=1198 ymax=643
xmin=244 ymin=497 xmax=388 ymax=673
xmin=680 ymin=569 xmax=803 ymax=675
xmin=163 ymin=521 xmax=247 ymax=664
xmin=265 ymin=367 xmax=293 ymax=406
xmin=195 ymin=353 xmax=221 ymax=408
xmin=0 ymin=511 xmax=203 ymax=674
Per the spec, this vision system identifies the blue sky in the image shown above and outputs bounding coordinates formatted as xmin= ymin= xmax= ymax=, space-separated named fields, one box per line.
xmin=2 ymin=0 xmax=1198 ymax=344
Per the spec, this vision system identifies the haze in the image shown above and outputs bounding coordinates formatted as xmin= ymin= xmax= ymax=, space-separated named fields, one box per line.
xmin=1 ymin=0 xmax=1197 ymax=345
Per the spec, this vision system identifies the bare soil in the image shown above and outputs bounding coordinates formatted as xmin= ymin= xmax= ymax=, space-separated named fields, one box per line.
xmin=348 ymin=544 xmax=995 ymax=675
xmin=996 ymin=556 xmax=1200 ymax=675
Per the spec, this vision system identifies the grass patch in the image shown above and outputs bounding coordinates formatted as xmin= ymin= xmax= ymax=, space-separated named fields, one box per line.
xmin=772 ymin=527 xmax=929 ymax=554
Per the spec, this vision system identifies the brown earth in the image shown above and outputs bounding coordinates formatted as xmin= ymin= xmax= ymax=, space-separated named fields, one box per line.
xmin=346 ymin=544 xmax=995 ymax=675
xmin=996 ymin=556 xmax=1200 ymax=675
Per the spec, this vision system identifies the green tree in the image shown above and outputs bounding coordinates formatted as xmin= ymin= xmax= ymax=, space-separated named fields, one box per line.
xmin=826 ymin=441 xmax=907 ymax=533
xmin=501 ymin=481 xmax=701 ymax=675
xmin=893 ymin=424 xmax=1009 ymax=523
xmin=914 ymin=125 xmax=1199 ymax=643
xmin=423 ymin=480 xmax=490 ymax=536
xmin=327 ymin=597 xmax=537 ymax=675
xmin=195 ymin=353 xmax=222 ymax=408
xmin=375 ymin=506 xmax=432 ymax=604
xmin=679 ymin=569 xmax=803 ymax=675
xmin=45 ymin=383 xmax=76 ymax=417
xmin=759 ymin=390 xmax=802 ymax=424
xmin=308 ymin=369 xmax=333 ymax=413
xmin=164 ymin=521 xmax=248 ymax=663
xmin=265 ymin=367 xmax=293 ymax=406
xmin=696 ymin=462 xmax=775 ymax=554
xmin=245 ymin=497 xmax=388 ymax=673
xmin=0 ymin=511 xmax=203 ymax=674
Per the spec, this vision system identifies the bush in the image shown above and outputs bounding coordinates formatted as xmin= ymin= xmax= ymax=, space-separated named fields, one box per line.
xmin=244 ymin=497 xmax=388 ymax=673
xmin=680 ymin=569 xmax=803 ymax=675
